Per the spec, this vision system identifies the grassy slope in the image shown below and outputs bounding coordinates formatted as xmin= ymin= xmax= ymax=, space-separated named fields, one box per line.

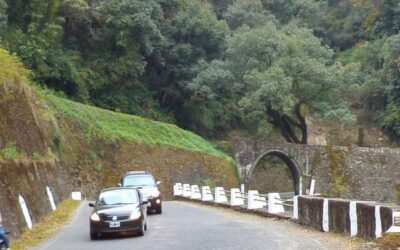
xmin=44 ymin=93 xmax=230 ymax=161
xmin=0 ymin=47 xmax=231 ymax=161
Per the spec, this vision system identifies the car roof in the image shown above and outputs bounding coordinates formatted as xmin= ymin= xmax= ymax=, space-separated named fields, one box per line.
xmin=122 ymin=170 xmax=153 ymax=177
xmin=100 ymin=187 xmax=140 ymax=193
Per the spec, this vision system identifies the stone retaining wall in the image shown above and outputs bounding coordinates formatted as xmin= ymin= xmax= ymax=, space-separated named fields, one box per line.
xmin=298 ymin=196 xmax=393 ymax=239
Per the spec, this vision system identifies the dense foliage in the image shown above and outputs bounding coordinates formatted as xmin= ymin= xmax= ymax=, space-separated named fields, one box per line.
xmin=1 ymin=0 xmax=400 ymax=141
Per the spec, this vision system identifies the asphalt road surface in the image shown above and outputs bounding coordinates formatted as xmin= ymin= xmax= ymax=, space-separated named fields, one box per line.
xmin=33 ymin=201 xmax=360 ymax=250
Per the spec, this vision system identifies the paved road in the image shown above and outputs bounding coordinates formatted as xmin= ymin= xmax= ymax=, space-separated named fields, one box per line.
xmin=33 ymin=201 xmax=360 ymax=250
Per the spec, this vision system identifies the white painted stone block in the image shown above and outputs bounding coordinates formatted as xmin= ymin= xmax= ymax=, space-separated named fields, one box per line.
xmin=19 ymin=195 xmax=32 ymax=229
xmin=201 ymin=186 xmax=213 ymax=201
xmin=182 ymin=184 xmax=192 ymax=197
xmin=322 ymin=198 xmax=329 ymax=232
xmin=46 ymin=186 xmax=56 ymax=210
xmin=190 ymin=185 xmax=201 ymax=199
xmin=214 ymin=187 xmax=228 ymax=203
xmin=268 ymin=193 xmax=285 ymax=214
xmin=247 ymin=190 xmax=266 ymax=210
xmin=230 ymin=188 xmax=244 ymax=206
xmin=349 ymin=201 xmax=358 ymax=236
xmin=375 ymin=205 xmax=382 ymax=238
xmin=173 ymin=183 xmax=183 ymax=196
xmin=71 ymin=191 xmax=82 ymax=201
xmin=386 ymin=212 xmax=400 ymax=233
xmin=293 ymin=196 xmax=298 ymax=219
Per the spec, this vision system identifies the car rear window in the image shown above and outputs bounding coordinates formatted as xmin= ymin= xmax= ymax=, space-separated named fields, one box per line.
xmin=97 ymin=189 xmax=139 ymax=205
xmin=123 ymin=175 xmax=155 ymax=187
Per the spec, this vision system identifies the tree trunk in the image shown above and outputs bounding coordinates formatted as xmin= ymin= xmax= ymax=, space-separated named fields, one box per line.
xmin=267 ymin=103 xmax=308 ymax=144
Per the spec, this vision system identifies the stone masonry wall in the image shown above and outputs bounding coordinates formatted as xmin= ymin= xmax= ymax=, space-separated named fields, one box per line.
xmin=234 ymin=138 xmax=400 ymax=203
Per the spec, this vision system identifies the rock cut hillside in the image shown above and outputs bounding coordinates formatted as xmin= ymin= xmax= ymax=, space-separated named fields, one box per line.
xmin=0 ymin=49 xmax=238 ymax=237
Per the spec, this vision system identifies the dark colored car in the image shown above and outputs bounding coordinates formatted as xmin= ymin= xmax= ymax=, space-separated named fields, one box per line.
xmin=89 ymin=187 xmax=148 ymax=240
xmin=120 ymin=171 xmax=162 ymax=214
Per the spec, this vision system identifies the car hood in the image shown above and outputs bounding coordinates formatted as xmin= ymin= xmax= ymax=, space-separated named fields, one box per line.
xmin=94 ymin=204 xmax=139 ymax=216
xmin=138 ymin=187 xmax=159 ymax=198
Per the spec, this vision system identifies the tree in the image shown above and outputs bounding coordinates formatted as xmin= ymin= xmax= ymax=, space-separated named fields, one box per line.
xmin=223 ymin=23 xmax=356 ymax=143
xmin=381 ymin=34 xmax=400 ymax=136
xmin=225 ymin=0 xmax=276 ymax=30
xmin=147 ymin=0 xmax=230 ymax=133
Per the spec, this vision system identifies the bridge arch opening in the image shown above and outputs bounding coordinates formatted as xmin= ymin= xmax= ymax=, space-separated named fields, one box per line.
xmin=247 ymin=150 xmax=301 ymax=195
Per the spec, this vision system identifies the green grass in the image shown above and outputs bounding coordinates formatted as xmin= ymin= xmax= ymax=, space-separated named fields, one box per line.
xmin=0 ymin=48 xmax=30 ymax=86
xmin=44 ymin=93 xmax=230 ymax=160
xmin=0 ymin=142 xmax=20 ymax=160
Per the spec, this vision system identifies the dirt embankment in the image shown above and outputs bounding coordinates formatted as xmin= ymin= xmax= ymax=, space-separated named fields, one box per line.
xmin=0 ymin=81 xmax=238 ymax=238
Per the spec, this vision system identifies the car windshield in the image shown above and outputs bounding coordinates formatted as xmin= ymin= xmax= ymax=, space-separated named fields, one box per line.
xmin=97 ymin=189 xmax=138 ymax=206
xmin=123 ymin=175 xmax=155 ymax=187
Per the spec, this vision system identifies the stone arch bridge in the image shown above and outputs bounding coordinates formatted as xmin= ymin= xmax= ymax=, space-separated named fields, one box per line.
xmin=233 ymin=139 xmax=400 ymax=203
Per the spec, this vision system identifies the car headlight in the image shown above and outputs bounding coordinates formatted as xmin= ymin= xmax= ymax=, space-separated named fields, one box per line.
xmin=90 ymin=213 xmax=100 ymax=222
xmin=129 ymin=210 xmax=141 ymax=220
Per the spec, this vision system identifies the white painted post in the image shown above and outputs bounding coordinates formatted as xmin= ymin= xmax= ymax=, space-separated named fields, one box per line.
xmin=309 ymin=179 xmax=315 ymax=195
xmin=375 ymin=205 xmax=382 ymax=238
xmin=247 ymin=190 xmax=265 ymax=210
xmin=190 ymin=185 xmax=201 ymax=199
xmin=182 ymin=184 xmax=192 ymax=197
xmin=230 ymin=188 xmax=244 ymax=206
xmin=293 ymin=196 xmax=298 ymax=219
xmin=173 ymin=183 xmax=183 ymax=196
xmin=71 ymin=191 xmax=82 ymax=200
xmin=322 ymin=199 xmax=329 ymax=232
xmin=349 ymin=201 xmax=358 ymax=236
xmin=214 ymin=187 xmax=228 ymax=203
xmin=46 ymin=186 xmax=56 ymax=210
xmin=268 ymin=193 xmax=285 ymax=214
xmin=18 ymin=195 xmax=33 ymax=229
xmin=201 ymin=186 xmax=213 ymax=201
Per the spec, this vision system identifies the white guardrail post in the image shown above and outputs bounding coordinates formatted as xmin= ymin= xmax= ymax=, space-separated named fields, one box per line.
xmin=247 ymin=190 xmax=266 ymax=210
xmin=375 ymin=205 xmax=382 ymax=238
xmin=268 ymin=193 xmax=285 ymax=214
xmin=173 ymin=183 xmax=183 ymax=196
xmin=293 ymin=195 xmax=298 ymax=219
xmin=230 ymin=188 xmax=244 ymax=206
xmin=214 ymin=187 xmax=228 ymax=203
xmin=19 ymin=194 xmax=33 ymax=229
xmin=190 ymin=185 xmax=201 ymax=199
xmin=183 ymin=184 xmax=192 ymax=197
xmin=322 ymin=198 xmax=329 ymax=232
xmin=201 ymin=186 xmax=214 ymax=201
xmin=349 ymin=201 xmax=358 ymax=236
xmin=71 ymin=191 xmax=82 ymax=200
xmin=46 ymin=186 xmax=56 ymax=210
xmin=387 ymin=211 xmax=400 ymax=233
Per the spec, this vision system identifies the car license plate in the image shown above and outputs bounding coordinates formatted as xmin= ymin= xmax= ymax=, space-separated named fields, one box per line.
xmin=109 ymin=221 xmax=120 ymax=228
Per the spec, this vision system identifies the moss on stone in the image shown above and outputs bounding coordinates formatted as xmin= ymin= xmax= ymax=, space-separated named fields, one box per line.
xmin=395 ymin=183 xmax=400 ymax=202
xmin=327 ymin=145 xmax=348 ymax=197
xmin=312 ymin=150 xmax=323 ymax=166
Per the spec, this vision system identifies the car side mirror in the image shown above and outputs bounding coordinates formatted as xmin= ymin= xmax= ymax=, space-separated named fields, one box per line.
xmin=156 ymin=181 xmax=162 ymax=186
xmin=141 ymin=200 xmax=149 ymax=205
xmin=89 ymin=203 xmax=95 ymax=207
xmin=117 ymin=183 xmax=122 ymax=187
